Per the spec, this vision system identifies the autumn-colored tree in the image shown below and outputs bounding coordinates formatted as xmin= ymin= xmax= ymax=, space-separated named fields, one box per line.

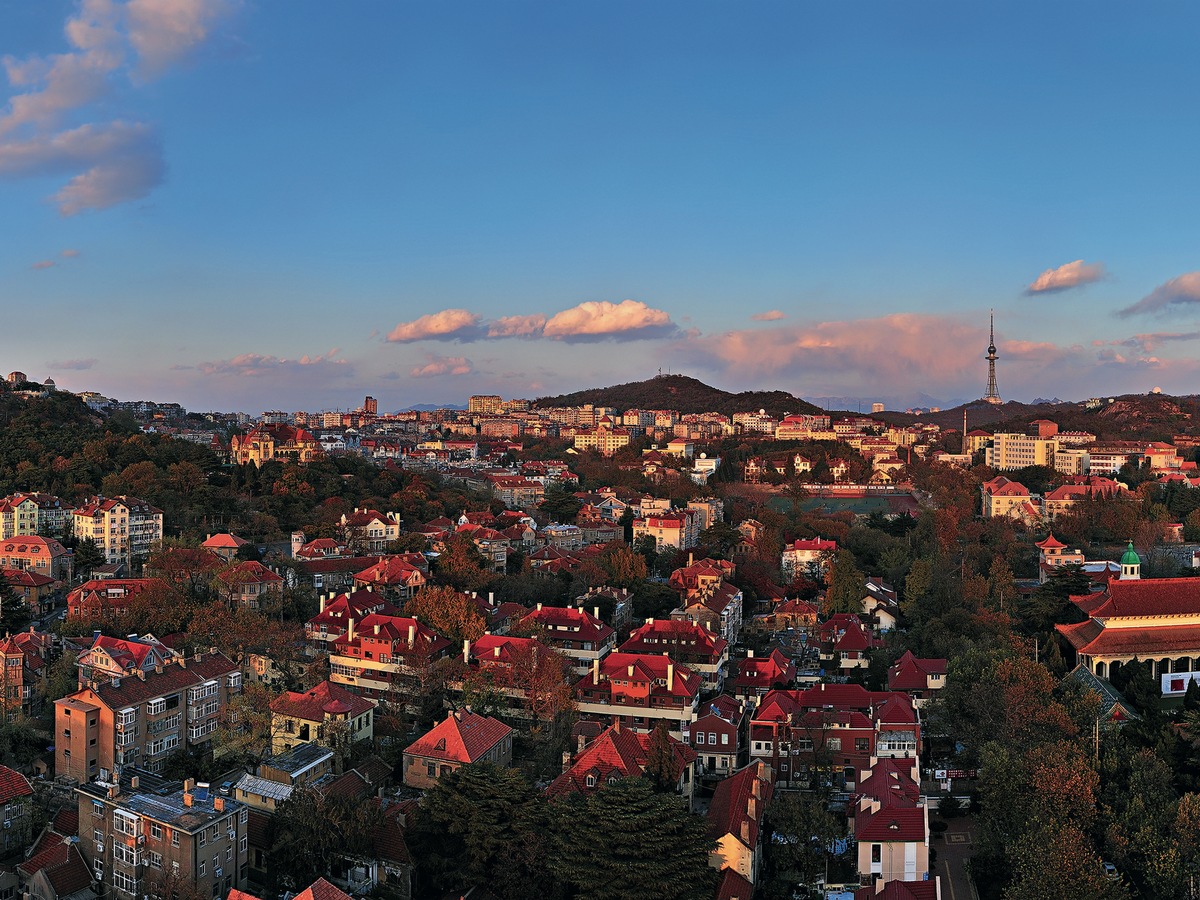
xmin=822 ymin=549 xmax=864 ymax=616
xmin=433 ymin=533 xmax=493 ymax=592
xmin=406 ymin=585 xmax=486 ymax=644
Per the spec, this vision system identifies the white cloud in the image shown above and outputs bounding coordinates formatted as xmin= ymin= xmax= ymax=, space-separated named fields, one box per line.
xmin=1116 ymin=272 xmax=1200 ymax=318
xmin=0 ymin=0 xmax=234 ymax=214
xmin=542 ymin=299 xmax=677 ymax=341
xmin=386 ymin=309 xmax=482 ymax=343
xmin=1025 ymin=259 xmax=1106 ymax=294
xmin=410 ymin=356 xmax=475 ymax=378
xmin=126 ymin=0 xmax=236 ymax=81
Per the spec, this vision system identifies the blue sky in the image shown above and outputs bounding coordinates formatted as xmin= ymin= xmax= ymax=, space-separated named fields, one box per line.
xmin=2 ymin=1 xmax=1199 ymax=413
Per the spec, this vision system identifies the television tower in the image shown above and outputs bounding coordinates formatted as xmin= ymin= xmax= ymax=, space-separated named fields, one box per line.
xmin=984 ymin=310 xmax=1001 ymax=405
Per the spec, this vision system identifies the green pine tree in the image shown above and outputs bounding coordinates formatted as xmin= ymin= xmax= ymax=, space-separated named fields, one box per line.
xmin=550 ymin=778 xmax=717 ymax=900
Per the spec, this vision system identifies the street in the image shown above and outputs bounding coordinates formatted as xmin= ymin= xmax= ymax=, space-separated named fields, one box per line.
xmin=935 ymin=816 xmax=978 ymax=900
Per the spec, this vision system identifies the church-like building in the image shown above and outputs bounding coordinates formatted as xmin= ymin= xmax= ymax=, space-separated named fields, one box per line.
xmin=1057 ymin=543 xmax=1200 ymax=681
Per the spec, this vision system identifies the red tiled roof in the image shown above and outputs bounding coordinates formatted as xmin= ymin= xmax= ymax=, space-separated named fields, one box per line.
xmin=0 ymin=764 xmax=32 ymax=803
xmin=716 ymin=868 xmax=755 ymax=900
xmin=855 ymin=882 xmax=939 ymax=900
xmin=855 ymin=805 xmax=927 ymax=841
xmin=83 ymin=651 xmax=237 ymax=709
xmin=18 ymin=838 xmax=93 ymax=896
xmin=546 ymin=723 xmax=696 ymax=798
xmin=270 ymin=679 xmax=375 ymax=721
xmin=707 ymin=761 xmax=774 ymax=850
xmin=1073 ymin=577 xmax=1200 ymax=620
xmin=294 ymin=878 xmax=355 ymax=900
xmin=1058 ymin=619 xmax=1200 ymax=656
xmin=52 ymin=806 xmax=79 ymax=836
xmin=887 ymin=650 xmax=947 ymax=691
xmin=202 ymin=533 xmax=249 ymax=549
xmin=404 ymin=710 xmax=511 ymax=764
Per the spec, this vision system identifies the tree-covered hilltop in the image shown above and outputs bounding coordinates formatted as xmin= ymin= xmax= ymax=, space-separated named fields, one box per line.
xmin=877 ymin=392 xmax=1200 ymax=443
xmin=535 ymin=374 xmax=825 ymax=418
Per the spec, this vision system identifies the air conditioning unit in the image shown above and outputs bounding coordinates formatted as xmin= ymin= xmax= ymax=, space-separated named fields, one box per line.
xmin=3 ymin=820 xmax=10 ymax=829
xmin=227 ymin=830 xmax=235 ymax=840
xmin=214 ymin=867 xmax=222 ymax=878
xmin=137 ymin=835 xmax=145 ymax=845
xmin=96 ymin=842 xmax=104 ymax=853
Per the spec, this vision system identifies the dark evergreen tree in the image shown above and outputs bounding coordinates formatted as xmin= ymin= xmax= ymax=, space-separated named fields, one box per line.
xmin=550 ymin=778 xmax=716 ymax=900
xmin=0 ymin=573 xmax=30 ymax=633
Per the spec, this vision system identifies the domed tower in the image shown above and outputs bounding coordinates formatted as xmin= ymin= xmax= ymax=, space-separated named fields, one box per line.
xmin=1119 ymin=540 xmax=1141 ymax=580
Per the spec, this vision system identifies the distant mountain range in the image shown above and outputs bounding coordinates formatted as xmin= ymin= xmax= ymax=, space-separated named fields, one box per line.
xmin=535 ymin=374 xmax=824 ymax=419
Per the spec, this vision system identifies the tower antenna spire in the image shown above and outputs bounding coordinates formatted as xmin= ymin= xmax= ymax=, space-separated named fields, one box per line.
xmin=984 ymin=309 xmax=1001 ymax=404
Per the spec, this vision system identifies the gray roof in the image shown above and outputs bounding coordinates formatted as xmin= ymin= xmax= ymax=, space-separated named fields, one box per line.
xmin=235 ymin=773 xmax=293 ymax=803
xmin=263 ymin=741 xmax=334 ymax=777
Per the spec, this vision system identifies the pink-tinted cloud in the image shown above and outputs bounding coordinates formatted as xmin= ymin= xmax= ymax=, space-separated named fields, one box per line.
xmin=387 ymin=308 xmax=482 ymax=343
xmin=60 ymin=248 xmax=81 ymax=258
xmin=126 ymin=0 xmax=237 ymax=81
xmin=488 ymin=314 xmax=547 ymax=338
xmin=1116 ymin=272 xmax=1200 ymax=318
xmin=542 ymin=299 xmax=677 ymax=341
xmin=48 ymin=358 xmax=98 ymax=370
xmin=410 ymin=355 xmax=475 ymax=378
xmin=1025 ymin=259 xmax=1106 ymax=294
xmin=751 ymin=310 xmax=786 ymax=321
xmin=31 ymin=260 xmax=55 ymax=270
xmin=197 ymin=348 xmax=350 ymax=377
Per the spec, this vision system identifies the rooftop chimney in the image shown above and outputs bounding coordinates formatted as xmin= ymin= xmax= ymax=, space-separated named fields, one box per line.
xmin=747 ymin=649 xmax=754 ymax=658
xmin=594 ymin=606 xmax=600 ymax=620
xmin=463 ymin=639 xmax=471 ymax=664
xmin=408 ymin=624 xmax=416 ymax=647
xmin=183 ymin=792 xmax=193 ymax=807
xmin=667 ymin=663 xmax=675 ymax=693
xmin=214 ymin=797 xmax=225 ymax=812
xmin=593 ymin=657 xmax=600 ymax=683
xmin=319 ymin=593 xmax=327 ymax=613
xmin=107 ymin=783 xmax=118 ymax=799
xmin=347 ymin=617 xmax=355 ymax=641
xmin=130 ymin=775 xmax=139 ymax=790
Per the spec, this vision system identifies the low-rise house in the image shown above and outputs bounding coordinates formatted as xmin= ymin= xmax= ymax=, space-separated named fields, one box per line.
xmin=575 ymin=586 xmax=634 ymax=633
xmin=575 ymin=652 xmax=701 ymax=738
xmin=216 ymin=560 xmax=284 ymax=609
xmin=980 ymin=476 xmax=1038 ymax=521
xmin=234 ymin=743 xmax=336 ymax=812
xmin=619 ymin=619 xmax=729 ymax=694
xmin=818 ymin=614 xmax=877 ymax=674
xmin=0 ymin=765 xmax=33 ymax=853
xmin=781 ymin=537 xmax=838 ymax=581
xmin=689 ymin=699 xmax=742 ymax=779
xmin=402 ymin=710 xmax=513 ymax=789
xmin=66 ymin=578 xmax=165 ymax=621
xmin=732 ymin=649 xmax=797 ymax=707
xmin=671 ymin=581 xmax=743 ymax=646
xmin=546 ymin=721 xmax=697 ymax=806
xmin=76 ymin=634 xmax=178 ymax=687
xmin=707 ymin=762 xmax=774 ymax=888
xmin=520 ymin=604 xmax=616 ymax=677
xmin=339 ymin=508 xmax=402 ymax=552
xmin=0 ymin=534 xmax=73 ymax=583
xmin=352 ymin=557 xmax=427 ymax=601
xmin=16 ymin=830 xmax=95 ymax=900
xmin=268 ymin=680 xmax=376 ymax=754
xmin=1 ymin=567 xmax=57 ymax=617
xmin=329 ymin=615 xmax=453 ymax=701
xmin=886 ymin=652 xmax=947 ymax=709
xmin=855 ymin=804 xmax=930 ymax=888
xmin=200 ymin=533 xmax=250 ymax=561
xmin=305 ymin=590 xmax=398 ymax=654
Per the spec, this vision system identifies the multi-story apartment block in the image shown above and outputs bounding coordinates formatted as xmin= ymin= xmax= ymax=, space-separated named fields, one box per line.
xmin=467 ymin=395 xmax=504 ymax=415
xmin=55 ymin=650 xmax=241 ymax=781
xmin=984 ymin=433 xmax=1058 ymax=470
xmin=71 ymin=496 xmax=164 ymax=569
xmin=76 ymin=774 xmax=249 ymax=899
xmin=0 ymin=492 xmax=73 ymax=538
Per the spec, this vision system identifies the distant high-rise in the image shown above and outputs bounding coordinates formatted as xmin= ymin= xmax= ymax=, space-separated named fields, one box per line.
xmin=984 ymin=311 xmax=1001 ymax=405
xmin=364 ymin=395 xmax=378 ymax=416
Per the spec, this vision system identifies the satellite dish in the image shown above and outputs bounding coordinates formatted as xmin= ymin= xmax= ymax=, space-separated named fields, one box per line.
xmin=700 ymin=453 xmax=707 ymax=459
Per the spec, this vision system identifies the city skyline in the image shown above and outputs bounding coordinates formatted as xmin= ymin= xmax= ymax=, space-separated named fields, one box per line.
xmin=3 ymin=1 xmax=1200 ymax=412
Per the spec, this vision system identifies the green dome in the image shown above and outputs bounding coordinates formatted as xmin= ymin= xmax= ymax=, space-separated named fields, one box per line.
xmin=1120 ymin=541 xmax=1141 ymax=567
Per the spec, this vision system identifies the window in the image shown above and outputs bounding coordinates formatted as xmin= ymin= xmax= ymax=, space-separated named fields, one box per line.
xmin=199 ymin=831 xmax=206 ymax=848
xmin=696 ymin=732 xmax=705 ymax=745
xmin=426 ymin=763 xmax=436 ymax=777
xmin=93 ymin=829 xmax=103 ymax=845
xmin=721 ymin=733 xmax=729 ymax=746
xmin=148 ymin=851 xmax=162 ymax=869
xmin=855 ymin=738 xmax=870 ymax=752
xmin=586 ymin=775 xmax=596 ymax=787
xmin=240 ymin=836 xmax=247 ymax=853
xmin=172 ymin=830 xmax=180 ymax=847
xmin=708 ymin=732 xmax=716 ymax=745
xmin=92 ymin=801 xmax=104 ymax=818
xmin=199 ymin=860 xmax=206 ymax=877
xmin=826 ymin=738 xmax=841 ymax=751
xmin=871 ymin=844 xmax=882 ymax=863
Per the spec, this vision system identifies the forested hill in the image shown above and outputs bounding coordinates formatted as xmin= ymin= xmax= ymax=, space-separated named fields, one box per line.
xmin=535 ymin=375 xmax=825 ymax=418
xmin=876 ymin=392 xmax=1200 ymax=442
